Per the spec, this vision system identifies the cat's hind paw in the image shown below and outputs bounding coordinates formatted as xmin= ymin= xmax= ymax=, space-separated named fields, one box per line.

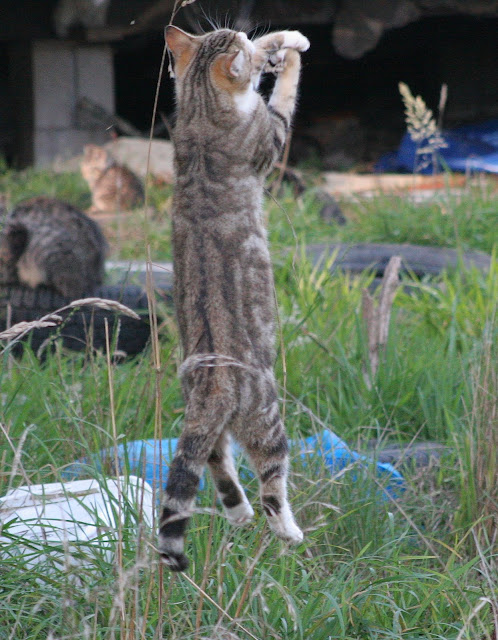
xmin=225 ymin=500 xmax=255 ymax=526
xmin=268 ymin=514 xmax=304 ymax=544
xmin=264 ymin=500 xmax=304 ymax=545
xmin=160 ymin=550 xmax=189 ymax=572
xmin=280 ymin=521 xmax=304 ymax=545
xmin=158 ymin=511 xmax=189 ymax=571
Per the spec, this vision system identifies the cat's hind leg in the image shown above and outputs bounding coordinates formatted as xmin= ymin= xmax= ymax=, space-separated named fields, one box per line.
xmin=236 ymin=390 xmax=303 ymax=545
xmin=159 ymin=372 xmax=237 ymax=571
xmin=208 ymin=432 xmax=254 ymax=526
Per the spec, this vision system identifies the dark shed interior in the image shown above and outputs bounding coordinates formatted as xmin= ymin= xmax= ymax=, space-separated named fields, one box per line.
xmin=1 ymin=0 xmax=497 ymax=168
xmin=113 ymin=14 xmax=498 ymax=168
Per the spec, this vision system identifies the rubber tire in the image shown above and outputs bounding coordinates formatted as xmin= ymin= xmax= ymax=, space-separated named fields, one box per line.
xmin=1 ymin=243 xmax=491 ymax=357
xmin=304 ymin=242 xmax=491 ymax=277
xmin=366 ymin=440 xmax=451 ymax=469
xmin=0 ymin=284 xmax=152 ymax=358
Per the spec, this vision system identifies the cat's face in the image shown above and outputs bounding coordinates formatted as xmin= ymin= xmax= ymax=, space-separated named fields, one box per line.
xmin=82 ymin=144 xmax=111 ymax=170
xmin=165 ymin=26 xmax=259 ymax=97
xmin=81 ymin=144 xmax=113 ymax=184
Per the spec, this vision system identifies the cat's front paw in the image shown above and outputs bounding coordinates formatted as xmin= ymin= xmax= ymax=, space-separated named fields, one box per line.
xmin=281 ymin=31 xmax=310 ymax=53
xmin=266 ymin=49 xmax=286 ymax=74
xmin=266 ymin=47 xmax=301 ymax=74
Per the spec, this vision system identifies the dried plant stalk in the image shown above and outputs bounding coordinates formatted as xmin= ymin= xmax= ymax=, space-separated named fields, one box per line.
xmin=69 ymin=297 xmax=140 ymax=320
xmin=0 ymin=316 xmax=62 ymax=341
xmin=0 ymin=297 xmax=140 ymax=351
xmin=398 ymin=81 xmax=447 ymax=156
xmin=362 ymin=256 xmax=402 ymax=387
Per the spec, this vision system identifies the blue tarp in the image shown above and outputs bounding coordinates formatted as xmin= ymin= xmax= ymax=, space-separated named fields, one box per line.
xmin=375 ymin=119 xmax=498 ymax=174
xmin=64 ymin=430 xmax=405 ymax=500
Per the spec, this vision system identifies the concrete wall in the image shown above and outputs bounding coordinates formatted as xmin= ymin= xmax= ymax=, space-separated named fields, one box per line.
xmin=13 ymin=40 xmax=115 ymax=167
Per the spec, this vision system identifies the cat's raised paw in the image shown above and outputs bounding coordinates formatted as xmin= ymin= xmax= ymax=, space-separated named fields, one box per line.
xmin=267 ymin=50 xmax=286 ymax=73
xmin=282 ymin=31 xmax=310 ymax=52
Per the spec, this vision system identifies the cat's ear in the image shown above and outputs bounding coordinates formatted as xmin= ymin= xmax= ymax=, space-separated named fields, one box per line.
xmin=226 ymin=50 xmax=245 ymax=78
xmin=165 ymin=26 xmax=200 ymax=74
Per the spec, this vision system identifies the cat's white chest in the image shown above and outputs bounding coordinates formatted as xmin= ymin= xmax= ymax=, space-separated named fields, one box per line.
xmin=234 ymin=87 xmax=259 ymax=115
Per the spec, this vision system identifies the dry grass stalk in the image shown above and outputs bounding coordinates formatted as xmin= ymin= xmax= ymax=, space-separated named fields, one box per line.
xmin=180 ymin=572 xmax=259 ymax=640
xmin=6 ymin=302 xmax=13 ymax=375
xmin=195 ymin=493 xmax=217 ymax=639
xmin=362 ymin=255 xmax=402 ymax=387
xmin=0 ymin=297 xmax=140 ymax=351
xmin=437 ymin=83 xmax=448 ymax=130
xmin=68 ymin=297 xmax=140 ymax=320
xmin=469 ymin=336 xmax=497 ymax=542
xmin=398 ymin=81 xmax=447 ymax=157
xmin=0 ymin=316 xmax=63 ymax=341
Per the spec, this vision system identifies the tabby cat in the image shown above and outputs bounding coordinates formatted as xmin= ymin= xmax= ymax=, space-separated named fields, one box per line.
xmin=159 ymin=26 xmax=309 ymax=571
xmin=80 ymin=144 xmax=144 ymax=213
xmin=0 ymin=196 xmax=108 ymax=298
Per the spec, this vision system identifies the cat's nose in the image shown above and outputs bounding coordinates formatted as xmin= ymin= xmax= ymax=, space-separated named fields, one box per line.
xmin=238 ymin=31 xmax=255 ymax=53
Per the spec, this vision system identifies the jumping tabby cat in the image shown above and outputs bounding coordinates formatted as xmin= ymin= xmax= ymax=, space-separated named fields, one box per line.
xmin=158 ymin=25 xmax=309 ymax=571
xmin=0 ymin=196 xmax=108 ymax=298
xmin=80 ymin=144 xmax=144 ymax=213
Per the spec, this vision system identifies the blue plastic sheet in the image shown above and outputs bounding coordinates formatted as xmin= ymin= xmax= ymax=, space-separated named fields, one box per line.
xmin=375 ymin=119 xmax=498 ymax=174
xmin=64 ymin=430 xmax=404 ymax=500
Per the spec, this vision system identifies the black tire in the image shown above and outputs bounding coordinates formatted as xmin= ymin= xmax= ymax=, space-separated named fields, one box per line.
xmin=2 ymin=243 xmax=490 ymax=357
xmin=304 ymin=243 xmax=491 ymax=278
xmin=0 ymin=284 xmax=153 ymax=358
xmin=366 ymin=440 xmax=451 ymax=469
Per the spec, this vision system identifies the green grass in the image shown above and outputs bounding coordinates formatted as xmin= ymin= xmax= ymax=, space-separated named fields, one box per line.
xmin=266 ymin=182 xmax=498 ymax=255
xmin=0 ymin=166 xmax=92 ymax=211
xmin=335 ymin=190 xmax=498 ymax=254
xmin=0 ymin=167 xmax=497 ymax=639
xmin=2 ymin=167 xmax=497 ymax=261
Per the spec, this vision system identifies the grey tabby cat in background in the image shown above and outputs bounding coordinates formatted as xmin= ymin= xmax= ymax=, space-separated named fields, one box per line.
xmin=0 ymin=196 xmax=108 ymax=299
xmin=159 ymin=25 xmax=310 ymax=571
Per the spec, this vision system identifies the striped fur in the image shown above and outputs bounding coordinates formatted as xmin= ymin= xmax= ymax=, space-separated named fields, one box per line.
xmin=159 ymin=26 xmax=309 ymax=571
xmin=80 ymin=145 xmax=144 ymax=213
xmin=0 ymin=196 xmax=108 ymax=298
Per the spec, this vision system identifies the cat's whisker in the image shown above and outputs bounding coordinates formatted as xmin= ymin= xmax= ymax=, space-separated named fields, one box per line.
xmin=248 ymin=22 xmax=271 ymax=42
xmin=199 ymin=6 xmax=219 ymax=32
